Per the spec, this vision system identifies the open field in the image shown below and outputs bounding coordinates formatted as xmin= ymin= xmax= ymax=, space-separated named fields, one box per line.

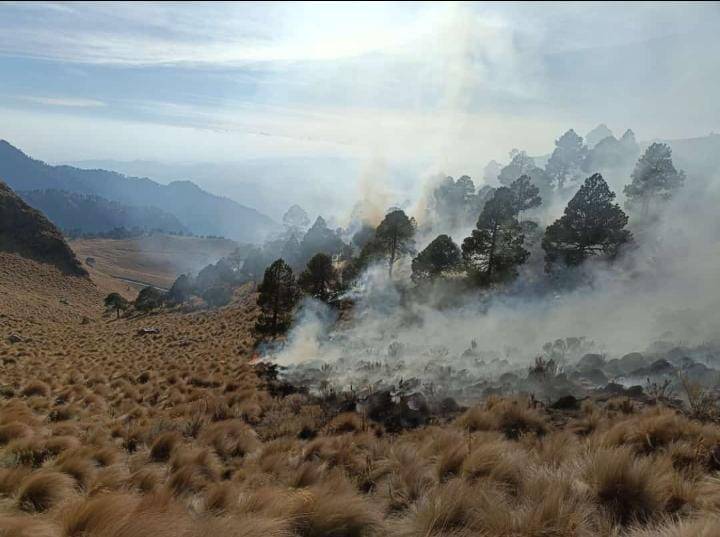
xmin=1 ymin=253 xmax=720 ymax=536
xmin=69 ymin=234 xmax=238 ymax=294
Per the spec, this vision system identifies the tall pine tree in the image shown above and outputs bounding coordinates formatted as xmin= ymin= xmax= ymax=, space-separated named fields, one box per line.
xmin=298 ymin=253 xmax=339 ymax=302
xmin=624 ymin=142 xmax=684 ymax=217
xmin=368 ymin=209 xmax=416 ymax=277
xmin=543 ymin=173 xmax=631 ymax=269
xmin=545 ymin=129 xmax=588 ymax=191
xmin=461 ymin=187 xmax=529 ymax=286
xmin=411 ymin=234 xmax=462 ymax=283
xmin=255 ymin=259 xmax=300 ymax=336
xmin=508 ymin=174 xmax=542 ymax=220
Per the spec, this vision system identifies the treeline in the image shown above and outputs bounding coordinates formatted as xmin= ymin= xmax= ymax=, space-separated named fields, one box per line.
xmin=130 ymin=127 xmax=684 ymax=339
xmin=65 ymin=226 xmax=227 ymax=241
xmin=248 ymin=137 xmax=684 ymax=338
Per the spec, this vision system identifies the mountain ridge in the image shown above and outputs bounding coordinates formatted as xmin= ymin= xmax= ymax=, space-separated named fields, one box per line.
xmin=0 ymin=180 xmax=87 ymax=276
xmin=0 ymin=140 xmax=278 ymax=242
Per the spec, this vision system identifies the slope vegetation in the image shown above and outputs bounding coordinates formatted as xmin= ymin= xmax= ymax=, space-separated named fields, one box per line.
xmin=0 ymin=181 xmax=86 ymax=276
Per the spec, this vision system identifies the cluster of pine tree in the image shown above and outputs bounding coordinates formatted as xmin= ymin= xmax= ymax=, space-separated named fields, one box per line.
xmin=248 ymin=133 xmax=686 ymax=340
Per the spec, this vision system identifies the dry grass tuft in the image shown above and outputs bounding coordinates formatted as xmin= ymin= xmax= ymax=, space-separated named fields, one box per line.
xmin=16 ymin=471 xmax=75 ymax=512
xmin=149 ymin=431 xmax=182 ymax=462
xmin=20 ymin=381 xmax=51 ymax=398
xmin=289 ymin=483 xmax=382 ymax=537
xmin=583 ymin=446 xmax=669 ymax=526
xmin=0 ymin=516 xmax=60 ymax=537
xmin=4 ymin=254 xmax=720 ymax=536
xmin=0 ymin=422 xmax=33 ymax=445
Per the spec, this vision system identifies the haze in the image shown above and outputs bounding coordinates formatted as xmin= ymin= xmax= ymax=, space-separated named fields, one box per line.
xmin=1 ymin=1 xmax=719 ymax=219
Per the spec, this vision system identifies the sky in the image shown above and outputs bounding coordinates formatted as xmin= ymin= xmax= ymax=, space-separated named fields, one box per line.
xmin=0 ymin=1 xmax=719 ymax=174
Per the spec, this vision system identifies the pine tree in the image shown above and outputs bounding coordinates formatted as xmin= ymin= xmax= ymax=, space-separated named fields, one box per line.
xmin=298 ymin=253 xmax=338 ymax=302
xmin=624 ymin=142 xmax=684 ymax=217
xmin=411 ymin=234 xmax=462 ymax=283
xmin=545 ymin=129 xmax=588 ymax=190
xmin=430 ymin=175 xmax=477 ymax=229
xmin=299 ymin=216 xmax=345 ymax=266
xmin=543 ymin=173 xmax=632 ymax=269
xmin=508 ymin=175 xmax=541 ymax=220
xmin=461 ymin=187 xmax=529 ymax=286
xmin=370 ymin=209 xmax=416 ymax=277
xmin=104 ymin=292 xmax=128 ymax=318
xmin=134 ymin=287 xmax=166 ymax=312
xmin=255 ymin=259 xmax=300 ymax=336
xmin=167 ymin=274 xmax=194 ymax=304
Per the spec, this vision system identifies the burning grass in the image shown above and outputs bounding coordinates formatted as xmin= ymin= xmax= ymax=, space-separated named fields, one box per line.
xmin=3 ymin=254 xmax=720 ymax=535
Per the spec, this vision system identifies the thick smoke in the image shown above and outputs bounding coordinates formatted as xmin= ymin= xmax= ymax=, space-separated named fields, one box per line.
xmin=267 ymin=151 xmax=720 ymax=401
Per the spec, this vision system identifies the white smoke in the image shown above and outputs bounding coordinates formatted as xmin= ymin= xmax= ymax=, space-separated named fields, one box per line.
xmin=267 ymin=159 xmax=720 ymax=399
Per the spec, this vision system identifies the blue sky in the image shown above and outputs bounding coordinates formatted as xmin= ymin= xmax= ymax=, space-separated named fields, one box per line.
xmin=0 ymin=1 xmax=719 ymax=168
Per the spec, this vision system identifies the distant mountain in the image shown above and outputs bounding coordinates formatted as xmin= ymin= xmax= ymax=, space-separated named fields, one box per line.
xmin=66 ymin=156 xmax=365 ymax=221
xmin=0 ymin=180 xmax=86 ymax=276
xmin=658 ymin=133 xmax=720 ymax=182
xmin=18 ymin=189 xmax=187 ymax=235
xmin=0 ymin=140 xmax=277 ymax=242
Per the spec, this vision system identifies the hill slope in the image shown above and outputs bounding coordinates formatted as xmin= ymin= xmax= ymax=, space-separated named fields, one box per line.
xmin=0 ymin=180 xmax=86 ymax=276
xmin=19 ymin=189 xmax=187 ymax=235
xmin=69 ymin=233 xmax=238 ymax=291
xmin=0 ymin=140 xmax=278 ymax=242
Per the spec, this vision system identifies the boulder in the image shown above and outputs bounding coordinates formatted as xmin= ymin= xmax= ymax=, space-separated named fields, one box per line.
xmin=577 ymin=353 xmax=605 ymax=371
xmin=572 ymin=368 xmax=608 ymax=386
xmin=618 ymin=353 xmax=648 ymax=374
xmin=550 ymin=395 xmax=581 ymax=410
xmin=137 ymin=327 xmax=160 ymax=336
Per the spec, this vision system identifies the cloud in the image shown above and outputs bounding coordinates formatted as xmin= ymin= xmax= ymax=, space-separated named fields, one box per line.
xmin=0 ymin=1 xmax=718 ymax=173
xmin=19 ymin=96 xmax=106 ymax=108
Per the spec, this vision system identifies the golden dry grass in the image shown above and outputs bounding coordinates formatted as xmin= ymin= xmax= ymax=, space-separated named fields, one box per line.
xmin=69 ymin=234 xmax=237 ymax=291
xmin=3 ymin=252 xmax=720 ymax=536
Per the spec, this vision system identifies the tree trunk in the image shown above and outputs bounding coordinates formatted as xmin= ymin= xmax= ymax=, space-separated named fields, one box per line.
xmin=272 ymin=290 xmax=279 ymax=334
xmin=641 ymin=196 xmax=650 ymax=219
xmin=389 ymin=232 xmax=398 ymax=278
xmin=486 ymin=221 xmax=498 ymax=280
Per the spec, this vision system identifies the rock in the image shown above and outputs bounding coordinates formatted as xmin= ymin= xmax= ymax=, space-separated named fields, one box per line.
xmin=630 ymin=358 xmax=675 ymax=378
xmin=626 ymin=385 xmax=644 ymax=398
xmin=437 ymin=397 xmax=461 ymax=414
xmin=7 ymin=333 xmax=23 ymax=343
xmin=618 ymin=352 xmax=647 ymax=373
xmin=550 ymin=395 xmax=581 ymax=410
xmin=59 ymin=298 xmax=69 ymax=305
xmin=499 ymin=372 xmax=519 ymax=385
xmin=677 ymin=357 xmax=696 ymax=370
xmin=603 ymin=359 xmax=625 ymax=377
xmin=683 ymin=363 xmax=715 ymax=385
xmin=406 ymin=392 xmax=428 ymax=413
xmin=649 ymin=359 xmax=675 ymax=374
xmin=572 ymin=368 xmax=608 ymax=386
xmin=137 ymin=327 xmax=160 ymax=336
xmin=602 ymin=382 xmax=627 ymax=395
xmin=577 ymin=353 xmax=606 ymax=371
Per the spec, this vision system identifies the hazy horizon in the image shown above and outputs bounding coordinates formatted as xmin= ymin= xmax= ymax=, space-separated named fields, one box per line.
xmin=1 ymin=2 xmax=719 ymax=220
xmin=1 ymin=3 xmax=718 ymax=165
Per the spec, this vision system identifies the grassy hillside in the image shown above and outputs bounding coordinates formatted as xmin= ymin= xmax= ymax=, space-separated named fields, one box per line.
xmin=69 ymin=234 xmax=238 ymax=291
xmin=2 ymin=254 xmax=720 ymax=535
xmin=0 ymin=181 xmax=87 ymax=277
xmin=19 ymin=189 xmax=187 ymax=235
